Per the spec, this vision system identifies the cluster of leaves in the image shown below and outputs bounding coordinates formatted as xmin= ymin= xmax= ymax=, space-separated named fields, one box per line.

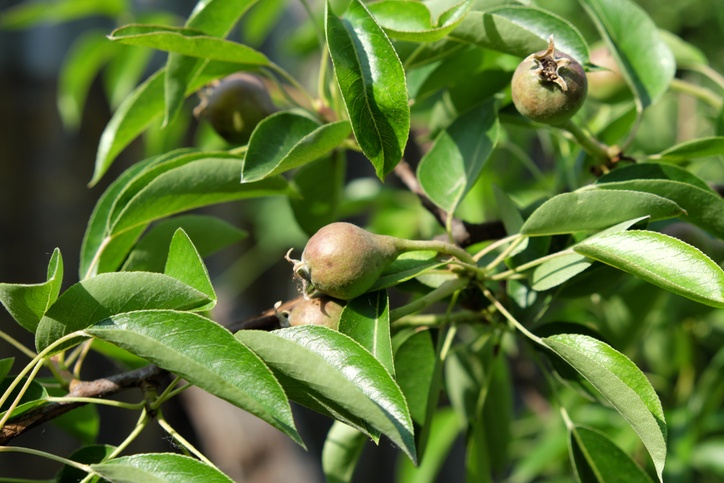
xmin=1 ymin=0 xmax=724 ymax=482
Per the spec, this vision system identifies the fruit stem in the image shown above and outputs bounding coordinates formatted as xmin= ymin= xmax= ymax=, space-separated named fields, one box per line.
xmin=389 ymin=277 xmax=470 ymax=322
xmin=561 ymin=120 xmax=613 ymax=163
xmin=393 ymin=238 xmax=476 ymax=265
xmin=669 ymin=78 xmax=723 ymax=110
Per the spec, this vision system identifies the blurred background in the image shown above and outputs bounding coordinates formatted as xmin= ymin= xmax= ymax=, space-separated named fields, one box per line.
xmin=0 ymin=0 xmax=722 ymax=481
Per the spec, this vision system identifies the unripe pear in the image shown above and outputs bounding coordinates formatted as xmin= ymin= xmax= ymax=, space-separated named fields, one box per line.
xmin=511 ymin=36 xmax=587 ymax=125
xmin=194 ymin=73 xmax=277 ymax=144
xmin=287 ymin=296 xmax=346 ymax=329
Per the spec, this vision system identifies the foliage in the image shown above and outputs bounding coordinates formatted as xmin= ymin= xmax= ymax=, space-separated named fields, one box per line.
xmin=1 ymin=0 xmax=723 ymax=481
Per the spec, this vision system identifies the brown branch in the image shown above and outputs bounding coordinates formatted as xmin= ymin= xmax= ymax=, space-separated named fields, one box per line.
xmin=393 ymin=160 xmax=506 ymax=247
xmin=0 ymin=364 xmax=167 ymax=444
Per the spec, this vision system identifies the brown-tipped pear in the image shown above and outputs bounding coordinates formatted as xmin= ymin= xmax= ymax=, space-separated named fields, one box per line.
xmin=287 ymin=222 xmax=475 ymax=301
xmin=194 ymin=72 xmax=277 ymax=145
xmin=511 ymin=36 xmax=587 ymax=126
xmin=287 ymin=296 xmax=346 ymax=329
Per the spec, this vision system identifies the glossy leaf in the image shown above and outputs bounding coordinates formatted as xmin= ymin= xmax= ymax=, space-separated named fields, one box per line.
xmin=109 ymin=156 xmax=290 ymax=235
xmin=574 ymin=230 xmax=724 ymax=308
xmin=0 ymin=248 xmax=63 ymax=333
xmin=91 ymin=453 xmax=234 ymax=483
xmin=56 ymin=445 xmax=115 ymax=483
xmin=543 ymin=333 xmax=666 ymax=481
xmin=339 ymin=291 xmax=394 ymax=376
xmin=322 ymin=421 xmax=367 ymax=483
xmin=367 ymin=0 xmax=471 ymax=43
xmin=520 ymin=189 xmax=682 ymax=236
xmin=86 ymin=311 xmax=300 ymax=444
xmin=164 ymin=229 xmax=216 ymax=310
xmin=580 ymin=0 xmax=675 ymax=109
xmin=649 ymin=136 xmax=724 ymax=163
xmin=35 ymin=272 xmax=211 ymax=353
xmin=123 ymin=215 xmax=247 ymax=272
xmin=570 ymin=425 xmax=653 ymax=483
xmin=417 ymin=99 xmax=499 ymax=214
xmin=163 ymin=0 xmax=258 ymax=124
xmin=326 ymin=0 xmax=410 ymax=179
xmin=290 ymin=155 xmax=345 ymax=236
xmin=452 ymin=5 xmax=589 ymax=64
xmin=109 ymin=24 xmax=270 ymax=65
xmin=236 ymin=326 xmax=417 ymax=462
xmin=242 ymin=110 xmax=351 ymax=182
xmin=393 ymin=329 xmax=435 ymax=425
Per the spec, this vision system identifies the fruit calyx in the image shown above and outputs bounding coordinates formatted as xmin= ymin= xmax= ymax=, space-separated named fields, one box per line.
xmin=529 ymin=36 xmax=572 ymax=92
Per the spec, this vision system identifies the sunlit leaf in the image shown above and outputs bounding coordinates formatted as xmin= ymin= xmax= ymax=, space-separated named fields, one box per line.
xmin=367 ymin=0 xmax=471 ymax=43
xmin=339 ymin=291 xmax=394 ymax=375
xmin=570 ymin=425 xmax=654 ymax=482
xmin=91 ymin=453 xmax=234 ymax=482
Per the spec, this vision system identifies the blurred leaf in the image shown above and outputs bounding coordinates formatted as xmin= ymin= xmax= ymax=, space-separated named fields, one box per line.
xmin=242 ymin=111 xmax=351 ymax=182
xmin=570 ymin=425 xmax=653 ymax=482
xmin=649 ymin=136 xmax=724 ymax=163
xmin=393 ymin=329 xmax=435 ymax=425
xmin=574 ymin=230 xmax=724 ymax=308
xmin=598 ymin=162 xmax=711 ymax=190
xmin=163 ymin=0 xmax=259 ymax=125
xmin=241 ymin=0 xmax=286 ymax=46
xmin=123 ymin=215 xmax=247 ymax=272
xmin=580 ymin=0 xmax=675 ymax=109
xmin=47 ymin=386 xmax=100 ymax=444
xmin=0 ymin=0 xmax=125 ymax=29
xmin=543 ymin=333 xmax=666 ymax=481
xmin=164 ymin=229 xmax=216 ymax=310
xmin=0 ymin=248 xmax=63 ymax=333
xmin=91 ymin=453 xmax=234 ymax=482
xmin=326 ymin=0 xmax=410 ymax=179
xmin=658 ymin=30 xmax=708 ymax=68
xmin=521 ymin=190 xmax=682 ymax=236
xmin=0 ymin=359 xmax=13 ymax=381
xmin=0 ymin=377 xmax=48 ymax=420
xmin=290 ymin=155 xmax=345 ymax=236
xmin=322 ymin=421 xmax=367 ymax=483
xmin=452 ymin=5 xmax=589 ymax=64
xmin=396 ymin=407 xmax=461 ymax=483
xmin=339 ymin=291 xmax=394 ymax=375
xmin=236 ymin=326 xmax=417 ymax=463
xmin=417 ymin=99 xmax=499 ymax=214
xmin=57 ymin=30 xmax=117 ymax=129
xmin=56 ymin=444 xmax=114 ymax=483
xmin=35 ymin=272 xmax=211 ymax=353
xmin=87 ymin=310 xmax=301 ymax=444
xmin=109 ymin=24 xmax=270 ymax=65
xmin=368 ymin=0 xmax=471 ymax=42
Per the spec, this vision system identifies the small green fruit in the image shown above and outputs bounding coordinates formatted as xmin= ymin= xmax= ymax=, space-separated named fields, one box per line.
xmin=194 ymin=73 xmax=277 ymax=144
xmin=287 ymin=296 xmax=345 ymax=329
xmin=511 ymin=36 xmax=587 ymax=125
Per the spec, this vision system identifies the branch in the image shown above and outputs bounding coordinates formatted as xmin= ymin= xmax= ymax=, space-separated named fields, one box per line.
xmin=0 ymin=364 xmax=167 ymax=444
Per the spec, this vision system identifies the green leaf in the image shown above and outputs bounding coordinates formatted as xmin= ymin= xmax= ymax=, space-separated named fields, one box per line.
xmin=574 ymin=230 xmax=724 ymax=308
xmin=86 ymin=311 xmax=301 ymax=445
xmin=570 ymin=425 xmax=654 ymax=483
xmin=51 ymin=402 xmax=100 ymax=445
xmin=0 ymin=377 xmax=48 ymax=420
xmin=649 ymin=136 xmax=724 ymax=163
xmin=451 ymin=5 xmax=589 ymax=64
xmin=393 ymin=329 xmax=435 ymax=425
xmin=579 ymin=0 xmax=675 ymax=109
xmin=367 ymin=0 xmax=471 ymax=43
xmin=108 ymin=24 xmax=270 ymax=65
xmin=35 ymin=272 xmax=212 ymax=353
xmin=163 ymin=0 xmax=259 ymax=124
xmin=0 ymin=359 xmax=13 ymax=381
xmin=370 ymin=251 xmax=449 ymax=292
xmin=91 ymin=62 xmax=239 ymax=186
xmin=0 ymin=248 xmax=63 ymax=333
xmin=658 ymin=30 xmax=709 ymax=68
xmin=91 ymin=453 xmax=234 ymax=483
xmin=531 ymin=253 xmax=592 ymax=292
xmin=236 ymin=326 xmax=417 ymax=462
xmin=597 ymin=162 xmax=711 ymax=190
xmin=242 ymin=110 xmax=351 ymax=182
xmin=109 ymin=156 xmax=290 ymax=235
xmin=322 ymin=421 xmax=367 ymax=483
xmin=417 ymin=99 xmax=499 ymax=214
xmin=290 ymin=155 xmax=345 ymax=236
xmin=57 ymin=30 xmax=117 ymax=129
xmin=0 ymin=0 xmax=125 ymax=29
xmin=339 ymin=291 xmax=394 ymax=376
xmin=326 ymin=0 xmax=410 ymax=179
xmin=57 ymin=444 xmax=115 ymax=483
xmin=542 ymin=333 xmax=666 ymax=481
xmin=164 ymin=229 xmax=216 ymax=310
xmin=520 ymin=189 xmax=683 ymax=236
xmin=123 ymin=215 xmax=247 ymax=272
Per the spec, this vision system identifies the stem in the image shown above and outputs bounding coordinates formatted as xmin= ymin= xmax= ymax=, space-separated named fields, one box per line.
xmin=0 ymin=330 xmax=36 ymax=360
xmin=394 ymin=238 xmax=476 ymax=265
xmin=669 ymin=77 xmax=723 ymax=110
xmin=481 ymin=286 xmax=543 ymax=346
xmin=44 ymin=396 xmax=144 ymax=411
xmin=0 ymin=445 xmax=94 ymax=474
xmin=684 ymin=63 xmax=724 ymax=92
xmin=561 ymin=119 xmax=612 ymax=163
xmin=389 ymin=277 xmax=470 ymax=322
xmin=484 ymin=236 xmax=525 ymax=272
xmin=489 ymin=248 xmax=574 ymax=281
xmin=103 ymin=409 xmax=150 ymax=462
xmin=392 ymin=310 xmax=484 ymax=328
xmin=150 ymin=376 xmax=187 ymax=410
xmin=157 ymin=411 xmax=216 ymax=468
xmin=267 ymin=62 xmax=317 ymax=111
xmin=84 ymin=236 xmax=111 ymax=280
xmin=0 ymin=361 xmax=44 ymax=430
